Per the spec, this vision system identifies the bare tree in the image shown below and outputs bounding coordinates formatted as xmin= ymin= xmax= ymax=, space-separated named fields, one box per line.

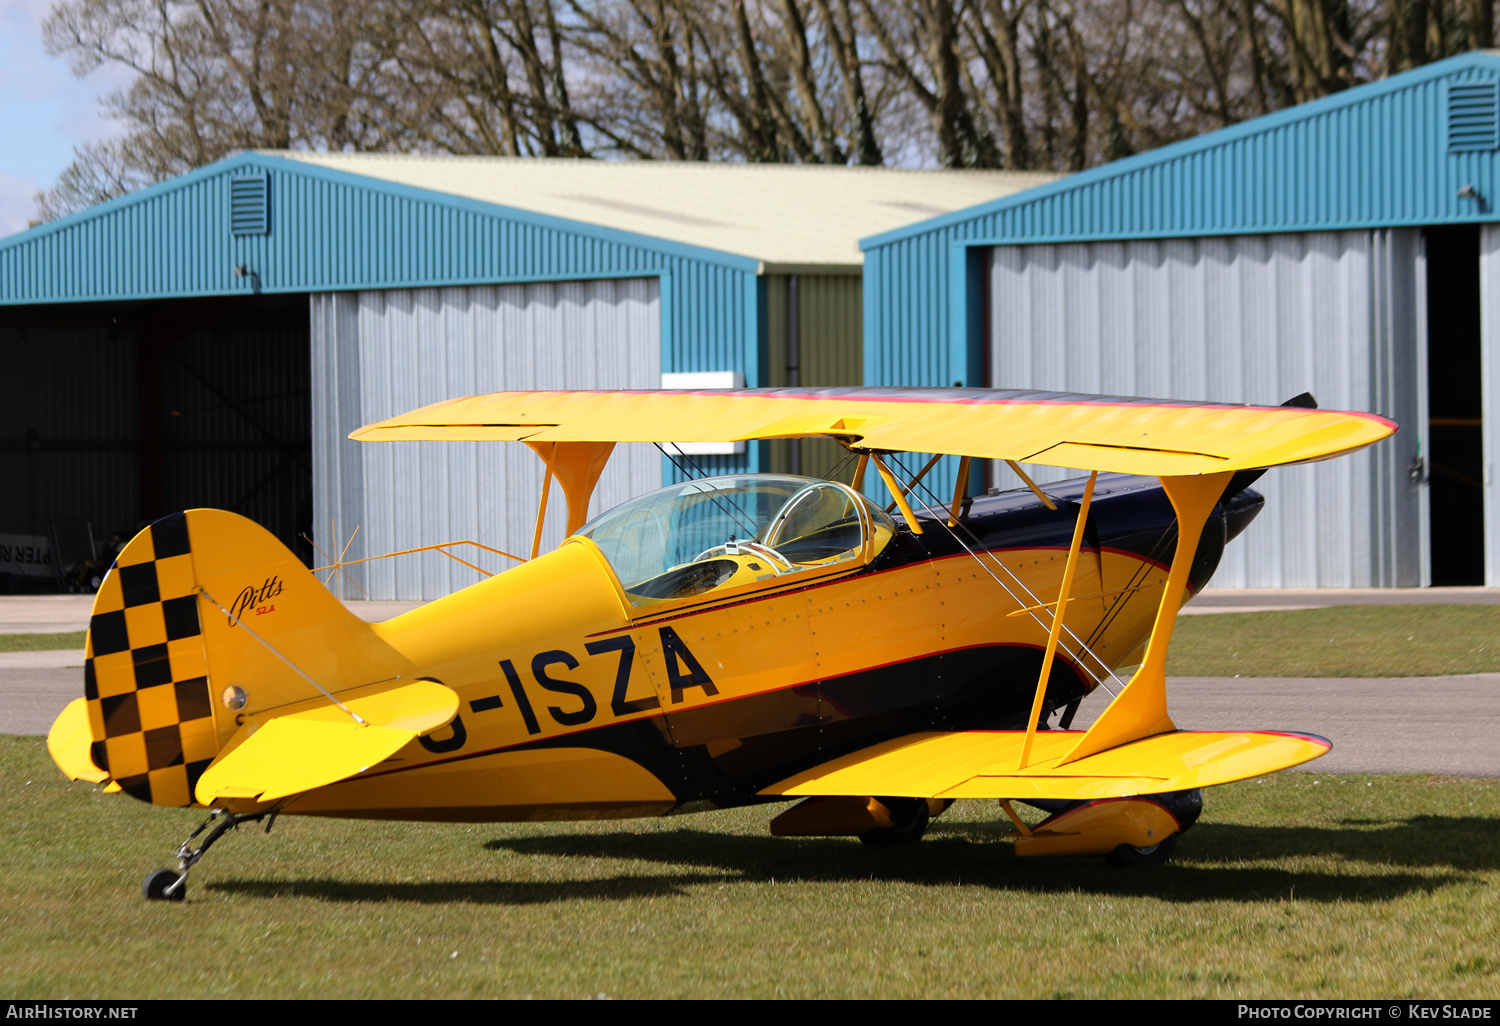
xmin=38 ymin=0 xmax=419 ymax=214
xmin=33 ymin=138 xmax=154 ymax=222
xmin=34 ymin=0 xmax=1500 ymax=222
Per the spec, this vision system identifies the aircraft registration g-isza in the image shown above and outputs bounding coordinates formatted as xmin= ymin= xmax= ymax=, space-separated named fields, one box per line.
xmin=45 ymin=386 xmax=1395 ymax=899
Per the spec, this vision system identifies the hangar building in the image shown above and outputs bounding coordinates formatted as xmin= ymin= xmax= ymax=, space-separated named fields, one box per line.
xmin=863 ymin=51 xmax=1500 ymax=589
xmin=0 ymin=155 xmax=1051 ymax=599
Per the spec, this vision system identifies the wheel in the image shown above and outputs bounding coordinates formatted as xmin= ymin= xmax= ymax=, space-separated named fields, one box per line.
xmin=1104 ymin=833 xmax=1177 ymax=868
xmin=859 ymin=798 xmax=930 ymax=848
xmin=142 ymin=867 xmax=185 ymax=901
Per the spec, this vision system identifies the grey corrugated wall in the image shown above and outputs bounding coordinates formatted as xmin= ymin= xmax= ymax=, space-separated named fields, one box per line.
xmin=312 ymin=278 xmax=662 ymax=601
xmin=1482 ymin=225 xmax=1500 ymax=587
xmin=986 ymin=230 xmax=1425 ymax=588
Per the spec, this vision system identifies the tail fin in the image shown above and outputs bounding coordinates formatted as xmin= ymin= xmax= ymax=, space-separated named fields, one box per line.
xmin=69 ymin=509 xmax=398 ymax=807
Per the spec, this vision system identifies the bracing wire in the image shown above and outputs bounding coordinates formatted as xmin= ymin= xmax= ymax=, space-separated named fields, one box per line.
xmin=652 ymin=442 xmax=761 ymax=538
xmin=823 ymin=449 xmax=858 ymax=484
xmin=884 ymin=452 xmax=1127 ymax=697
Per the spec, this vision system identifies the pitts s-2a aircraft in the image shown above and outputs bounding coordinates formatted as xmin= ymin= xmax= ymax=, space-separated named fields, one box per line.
xmin=46 ymin=388 xmax=1395 ymax=899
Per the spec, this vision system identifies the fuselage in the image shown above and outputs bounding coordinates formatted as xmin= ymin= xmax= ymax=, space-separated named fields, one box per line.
xmin=284 ymin=473 xmax=1263 ymax=823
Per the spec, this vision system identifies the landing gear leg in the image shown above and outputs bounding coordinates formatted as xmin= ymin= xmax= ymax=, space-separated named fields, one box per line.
xmin=142 ymin=809 xmax=266 ymax=901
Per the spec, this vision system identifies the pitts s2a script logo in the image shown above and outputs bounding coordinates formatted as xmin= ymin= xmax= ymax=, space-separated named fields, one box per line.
xmin=228 ymin=576 xmax=284 ymax=626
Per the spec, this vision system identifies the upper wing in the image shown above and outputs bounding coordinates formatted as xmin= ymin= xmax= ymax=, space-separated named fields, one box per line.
xmin=349 ymin=386 xmax=1395 ymax=476
xmin=759 ymin=728 xmax=1331 ymax=802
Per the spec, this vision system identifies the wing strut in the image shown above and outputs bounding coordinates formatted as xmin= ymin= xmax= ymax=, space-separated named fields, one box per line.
xmin=884 ymin=453 xmax=944 ymax=513
xmin=851 ymin=453 xmax=870 ymax=492
xmin=523 ymin=440 xmax=617 ymax=547
xmin=1056 ymin=471 xmax=1233 ymax=766
xmin=1004 ymin=460 xmax=1058 ymax=510
xmin=1018 ymin=471 xmax=1096 ymax=769
xmin=871 ymin=455 xmax=924 ymax=534
xmin=531 ymin=466 xmax=553 ymax=560
xmin=948 ymin=456 xmax=971 ymax=527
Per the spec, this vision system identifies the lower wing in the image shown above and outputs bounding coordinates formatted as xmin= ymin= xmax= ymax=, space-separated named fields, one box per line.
xmin=760 ymin=728 xmax=1329 ymax=801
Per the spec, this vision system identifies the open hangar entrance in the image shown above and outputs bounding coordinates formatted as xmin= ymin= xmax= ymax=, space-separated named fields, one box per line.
xmin=1425 ymin=225 xmax=1486 ymax=585
xmin=0 ymin=294 xmax=311 ymax=588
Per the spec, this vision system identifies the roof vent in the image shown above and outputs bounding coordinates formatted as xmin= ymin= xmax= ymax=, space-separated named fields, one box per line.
xmin=229 ymin=175 xmax=270 ymax=236
xmin=1447 ymin=81 xmax=1500 ymax=152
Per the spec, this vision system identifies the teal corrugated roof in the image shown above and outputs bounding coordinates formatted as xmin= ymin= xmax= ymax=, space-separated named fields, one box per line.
xmin=864 ymin=51 xmax=1500 ymax=251
xmin=0 ymin=152 xmax=761 ymax=307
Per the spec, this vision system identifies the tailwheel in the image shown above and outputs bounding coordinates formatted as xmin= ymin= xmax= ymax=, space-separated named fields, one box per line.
xmin=1105 ymin=833 xmax=1178 ymax=868
xmin=142 ymin=867 xmax=186 ymax=902
xmin=142 ymin=808 xmax=270 ymax=901
xmin=858 ymin=797 xmax=930 ymax=848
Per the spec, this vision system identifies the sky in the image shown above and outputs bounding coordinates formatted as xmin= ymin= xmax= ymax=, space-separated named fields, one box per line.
xmin=0 ymin=0 xmax=129 ymax=237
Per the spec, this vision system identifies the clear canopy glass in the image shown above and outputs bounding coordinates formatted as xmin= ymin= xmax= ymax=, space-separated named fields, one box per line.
xmin=575 ymin=474 xmax=894 ymax=606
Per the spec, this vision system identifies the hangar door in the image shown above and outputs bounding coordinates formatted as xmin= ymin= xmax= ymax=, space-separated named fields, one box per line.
xmin=312 ymin=278 xmax=662 ymax=601
xmin=985 ymin=232 xmax=1424 ymax=589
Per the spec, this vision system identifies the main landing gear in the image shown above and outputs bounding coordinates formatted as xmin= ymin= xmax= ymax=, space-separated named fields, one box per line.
xmin=1008 ymin=789 xmax=1202 ymax=866
xmin=767 ymin=796 xmax=952 ymax=843
xmin=1104 ymin=834 xmax=1178 ymax=868
xmin=858 ymin=797 xmax=932 ymax=847
xmin=141 ymin=809 xmax=272 ymax=901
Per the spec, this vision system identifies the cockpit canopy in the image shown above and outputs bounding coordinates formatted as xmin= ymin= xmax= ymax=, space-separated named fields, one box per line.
xmin=575 ymin=474 xmax=896 ymax=606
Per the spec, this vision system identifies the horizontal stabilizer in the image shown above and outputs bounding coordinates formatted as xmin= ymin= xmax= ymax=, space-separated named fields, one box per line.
xmin=195 ymin=679 xmax=459 ymax=805
xmin=47 ymin=698 xmax=110 ymax=784
xmin=760 ymin=728 xmax=1330 ymax=802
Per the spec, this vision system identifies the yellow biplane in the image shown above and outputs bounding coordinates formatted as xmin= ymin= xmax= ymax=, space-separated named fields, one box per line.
xmin=45 ymin=387 xmax=1394 ymax=899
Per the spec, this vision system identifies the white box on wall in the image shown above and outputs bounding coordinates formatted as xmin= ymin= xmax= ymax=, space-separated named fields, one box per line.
xmin=661 ymin=371 xmax=746 ymax=455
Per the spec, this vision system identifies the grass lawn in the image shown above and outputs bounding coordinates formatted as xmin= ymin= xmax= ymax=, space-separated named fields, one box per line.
xmin=1168 ymin=604 xmax=1500 ymax=678
xmin=0 ymin=632 xmax=85 ymax=654
xmin=1 ymin=736 xmax=1496 ymax=999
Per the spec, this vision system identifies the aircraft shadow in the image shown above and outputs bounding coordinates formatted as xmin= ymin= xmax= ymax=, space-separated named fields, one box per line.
xmin=205 ymin=874 xmax=725 ymax=905
xmin=930 ymin=814 xmax=1500 ymax=872
xmin=202 ymin=815 xmax=1493 ymax=906
xmin=470 ymin=822 xmax=1481 ymax=905
xmin=1171 ymin=816 xmax=1500 ymax=872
